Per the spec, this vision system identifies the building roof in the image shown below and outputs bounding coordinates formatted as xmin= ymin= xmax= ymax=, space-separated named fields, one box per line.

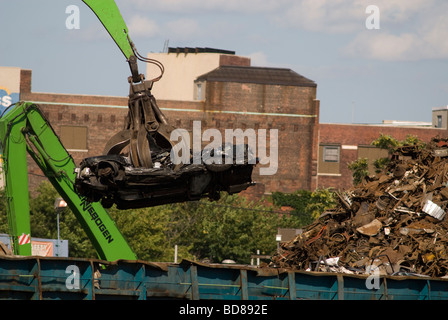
xmin=168 ymin=47 xmax=235 ymax=55
xmin=196 ymin=65 xmax=317 ymax=87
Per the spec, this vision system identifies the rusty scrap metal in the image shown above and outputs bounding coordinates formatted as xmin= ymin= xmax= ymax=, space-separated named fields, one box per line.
xmin=0 ymin=241 xmax=12 ymax=256
xmin=270 ymin=137 xmax=448 ymax=278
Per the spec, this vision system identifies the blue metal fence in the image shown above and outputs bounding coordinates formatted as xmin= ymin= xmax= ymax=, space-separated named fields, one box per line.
xmin=0 ymin=256 xmax=447 ymax=300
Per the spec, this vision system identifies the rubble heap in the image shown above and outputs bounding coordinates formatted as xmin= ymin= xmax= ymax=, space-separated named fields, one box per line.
xmin=271 ymin=137 xmax=448 ymax=278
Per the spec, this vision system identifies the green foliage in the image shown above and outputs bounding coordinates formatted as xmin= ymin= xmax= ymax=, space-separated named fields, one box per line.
xmin=29 ymin=182 xmax=96 ymax=258
xmin=1 ymin=181 xmax=290 ymax=264
xmin=271 ymin=188 xmax=336 ymax=222
xmin=108 ymin=205 xmax=192 ymax=262
xmin=110 ymin=194 xmax=286 ymax=264
xmin=373 ymin=157 xmax=390 ymax=173
xmin=0 ymin=189 xmax=8 ymax=234
xmin=0 ymin=181 xmax=98 ymax=258
xmin=349 ymin=134 xmax=426 ymax=183
xmin=371 ymin=133 xmax=426 ymax=152
xmin=3 ymin=180 xmax=340 ymax=264
xmin=402 ymin=134 xmax=426 ymax=149
xmin=167 ymin=194 xmax=285 ymax=264
xmin=29 ymin=182 xmax=60 ymax=239
xmin=306 ymin=188 xmax=337 ymax=218
xmin=370 ymin=133 xmax=426 ymax=173
xmin=371 ymin=133 xmax=399 ymax=152
xmin=347 ymin=158 xmax=369 ymax=186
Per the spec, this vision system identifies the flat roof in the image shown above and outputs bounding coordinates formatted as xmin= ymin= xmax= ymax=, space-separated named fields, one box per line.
xmin=167 ymin=47 xmax=235 ymax=55
xmin=432 ymin=106 xmax=448 ymax=111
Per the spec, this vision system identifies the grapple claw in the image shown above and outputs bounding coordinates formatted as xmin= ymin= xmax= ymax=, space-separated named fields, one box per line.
xmin=75 ymin=79 xmax=256 ymax=209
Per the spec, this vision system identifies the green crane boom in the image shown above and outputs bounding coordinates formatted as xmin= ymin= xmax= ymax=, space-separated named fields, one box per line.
xmin=82 ymin=0 xmax=134 ymax=60
xmin=82 ymin=0 xmax=148 ymax=83
xmin=0 ymin=102 xmax=137 ymax=260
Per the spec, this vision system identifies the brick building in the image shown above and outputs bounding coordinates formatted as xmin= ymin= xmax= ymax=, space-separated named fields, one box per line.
xmin=3 ymin=48 xmax=320 ymax=198
xmin=194 ymin=65 xmax=319 ymax=194
xmin=317 ymin=122 xmax=448 ymax=191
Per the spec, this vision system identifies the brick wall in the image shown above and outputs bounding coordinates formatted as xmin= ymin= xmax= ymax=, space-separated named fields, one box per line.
xmin=203 ymin=81 xmax=319 ymax=194
xmin=318 ymin=123 xmax=448 ymax=190
xmin=219 ymin=55 xmax=251 ymax=67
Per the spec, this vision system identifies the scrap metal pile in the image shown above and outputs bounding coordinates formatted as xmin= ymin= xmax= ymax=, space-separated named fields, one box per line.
xmin=271 ymin=137 xmax=448 ymax=278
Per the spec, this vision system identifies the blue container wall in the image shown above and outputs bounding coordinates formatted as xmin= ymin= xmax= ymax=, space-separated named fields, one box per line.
xmin=0 ymin=256 xmax=448 ymax=300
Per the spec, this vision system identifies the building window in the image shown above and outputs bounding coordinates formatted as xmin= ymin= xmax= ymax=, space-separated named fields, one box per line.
xmin=323 ymin=146 xmax=340 ymax=162
xmin=319 ymin=145 xmax=341 ymax=175
xmin=60 ymin=126 xmax=88 ymax=151
xmin=197 ymin=83 xmax=202 ymax=100
xmin=194 ymin=81 xmax=206 ymax=101
xmin=437 ymin=115 xmax=442 ymax=128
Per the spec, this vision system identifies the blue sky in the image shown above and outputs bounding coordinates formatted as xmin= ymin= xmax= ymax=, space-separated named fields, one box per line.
xmin=1 ymin=0 xmax=447 ymax=124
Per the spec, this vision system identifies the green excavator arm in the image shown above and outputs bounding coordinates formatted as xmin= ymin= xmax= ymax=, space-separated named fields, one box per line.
xmin=82 ymin=0 xmax=144 ymax=83
xmin=0 ymin=102 xmax=137 ymax=260
xmin=82 ymin=0 xmax=134 ymax=60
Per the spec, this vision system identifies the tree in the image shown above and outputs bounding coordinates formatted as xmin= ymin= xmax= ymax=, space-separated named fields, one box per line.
xmin=306 ymin=188 xmax=337 ymax=218
xmin=348 ymin=134 xmax=426 ymax=184
xmin=371 ymin=133 xmax=425 ymax=173
xmin=170 ymin=194 xmax=285 ymax=264
xmin=2 ymin=180 xmax=288 ymax=264
xmin=29 ymin=182 xmax=96 ymax=258
xmin=108 ymin=205 xmax=193 ymax=262
xmin=347 ymin=158 xmax=369 ymax=186
xmin=370 ymin=133 xmax=399 ymax=151
xmin=271 ymin=188 xmax=336 ymax=224
xmin=370 ymin=133 xmax=398 ymax=173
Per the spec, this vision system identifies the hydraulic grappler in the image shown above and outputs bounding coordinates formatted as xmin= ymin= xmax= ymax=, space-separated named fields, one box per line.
xmin=74 ymin=0 xmax=256 ymax=209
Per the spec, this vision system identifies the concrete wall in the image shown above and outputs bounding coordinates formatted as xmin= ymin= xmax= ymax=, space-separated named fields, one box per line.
xmin=0 ymin=66 xmax=21 ymax=111
xmin=432 ymin=106 xmax=448 ymax=129
xmin=147 ymin=52 xmax=250 ymax=101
